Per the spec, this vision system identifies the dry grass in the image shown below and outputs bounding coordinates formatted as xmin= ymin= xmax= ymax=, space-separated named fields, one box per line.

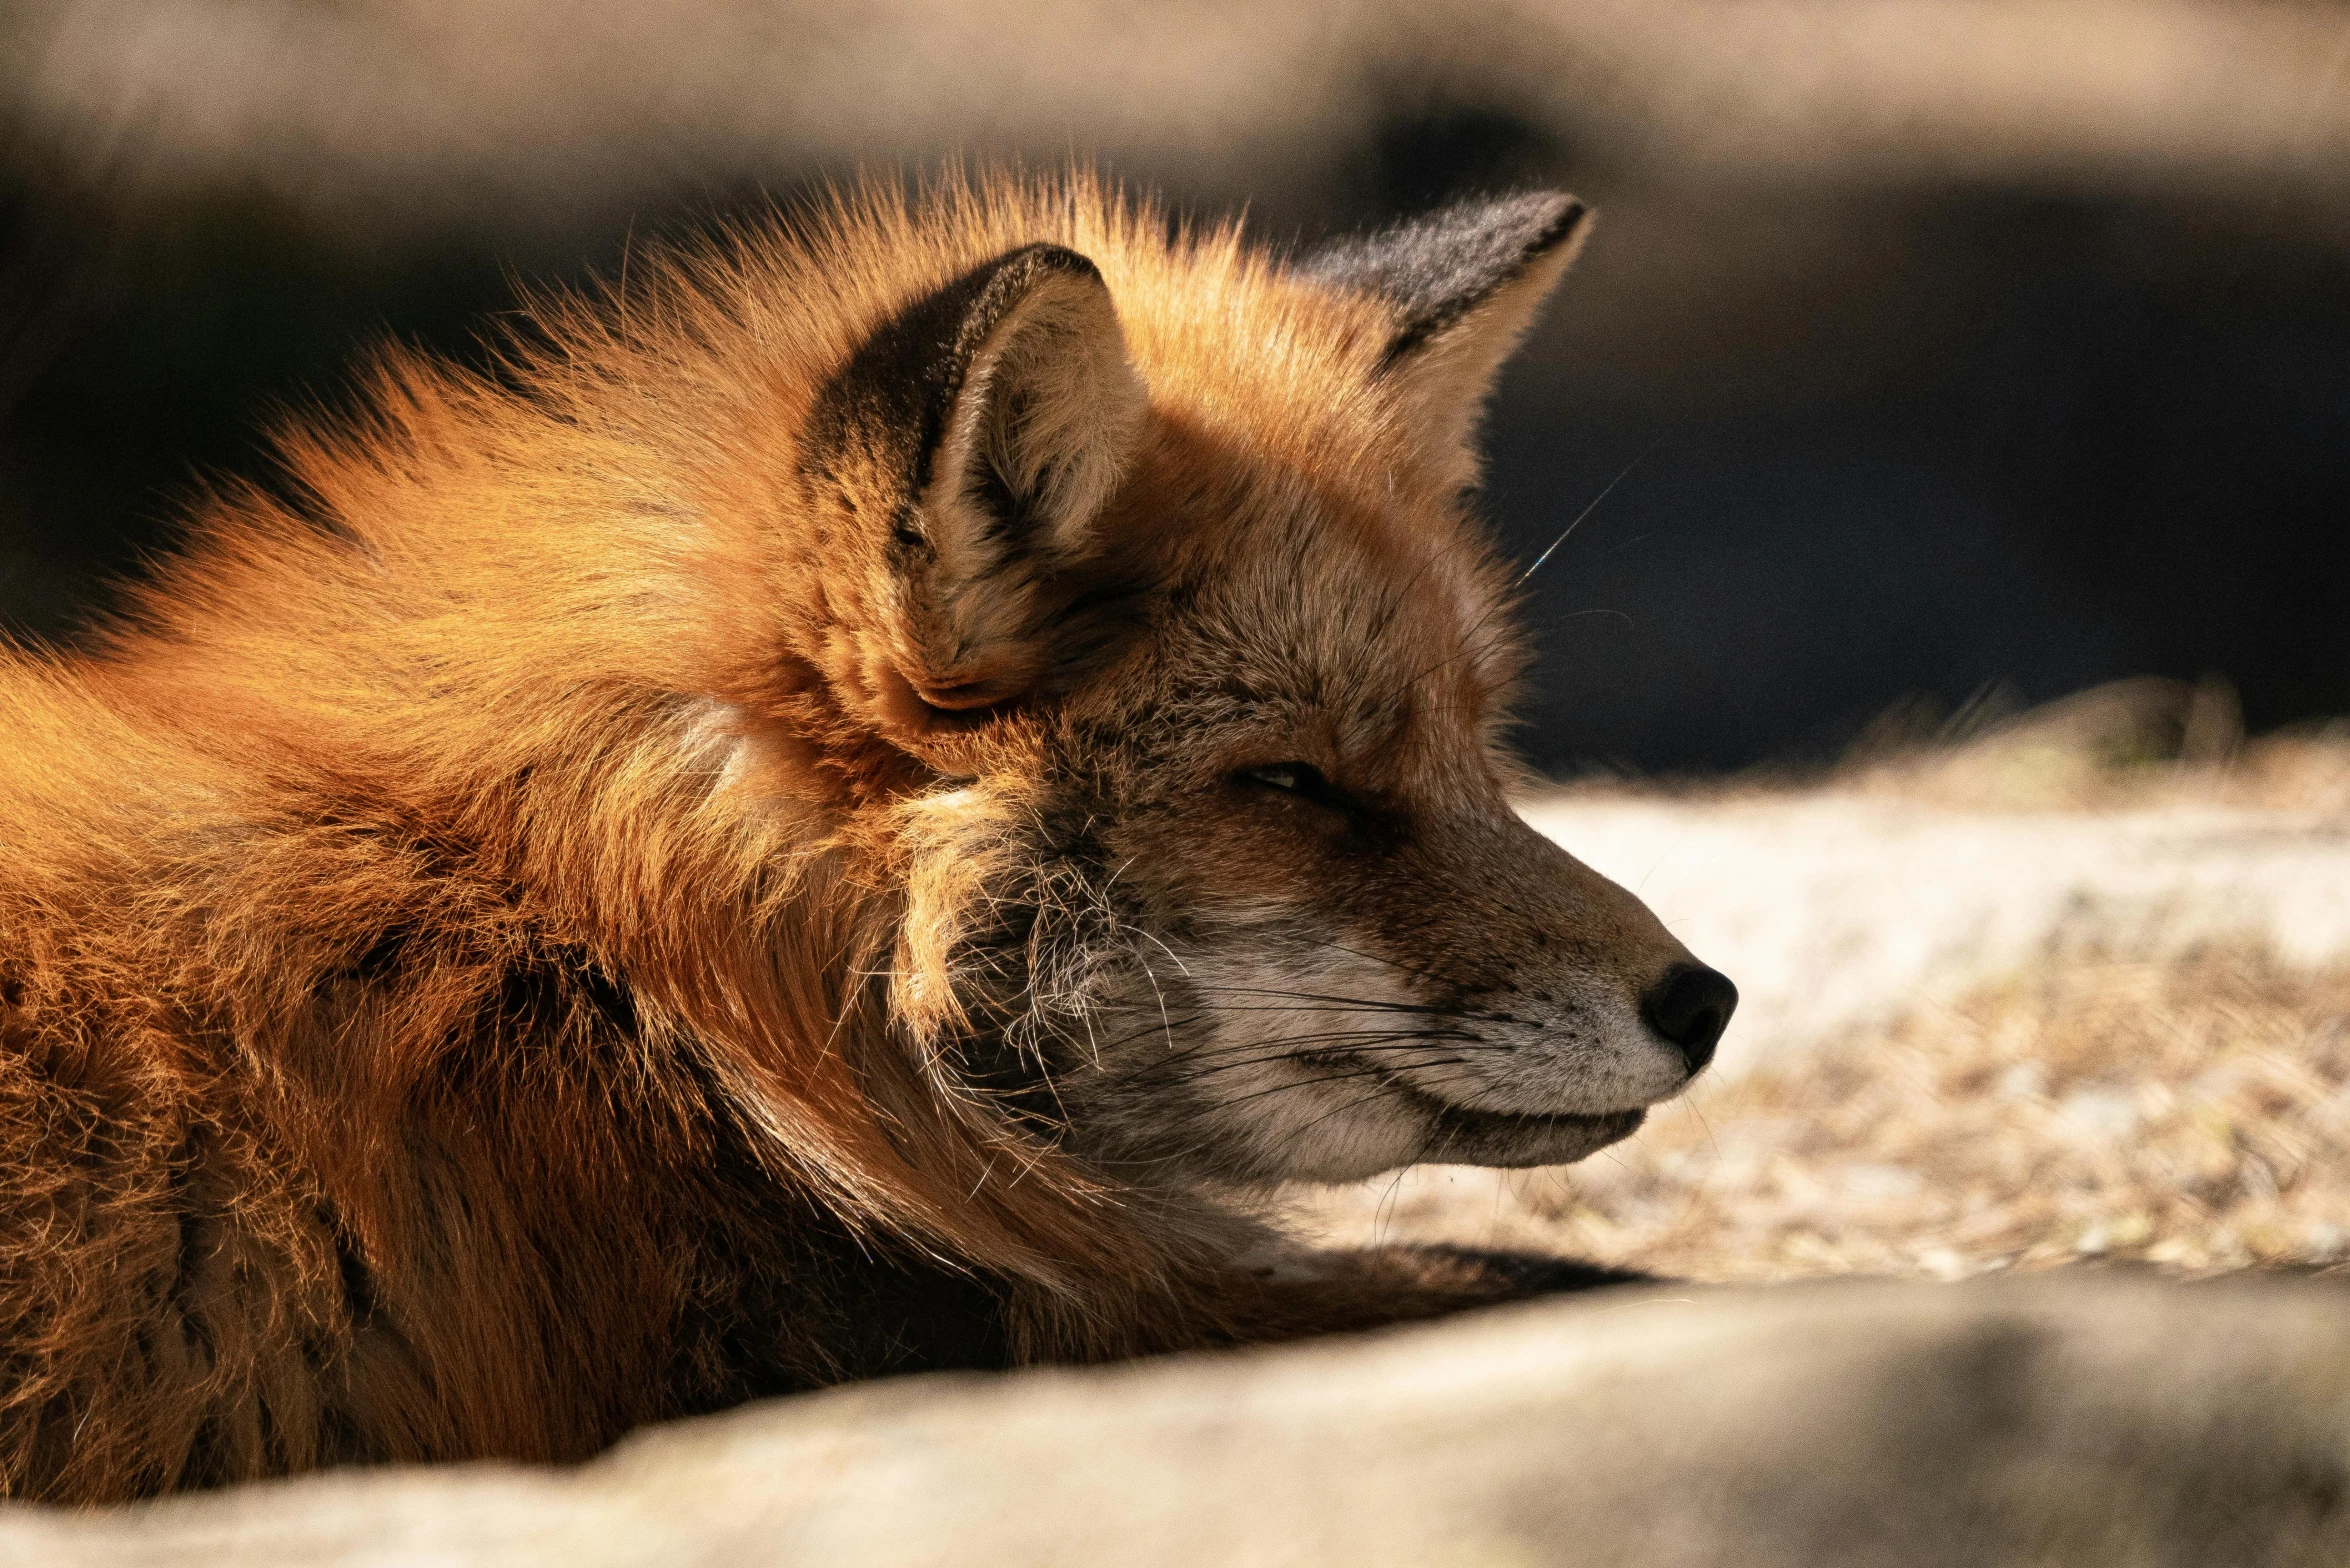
xmin=1295 ymin=946 xmax=2350 ymax=1282
xmin=1838 ymin=678 xmax=2350 ymax=817
xmin=1558 ymin=677 xmax=2350 ymax=818
xmin=1292 ymin=686 xmax=2350 ymax=1284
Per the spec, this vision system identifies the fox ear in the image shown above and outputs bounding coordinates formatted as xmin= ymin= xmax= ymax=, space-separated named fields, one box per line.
xmin=804 ymin=243 xmax=1146 ymax=761
xmin=1301 ymin=192 xmax=1590 ymax=486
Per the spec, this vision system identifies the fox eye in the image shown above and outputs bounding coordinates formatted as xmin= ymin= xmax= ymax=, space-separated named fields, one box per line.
xmin=1240 ymin=762 xmax=1329 ymax=797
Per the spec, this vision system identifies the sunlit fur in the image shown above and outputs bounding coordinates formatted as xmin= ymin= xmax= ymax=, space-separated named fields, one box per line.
xmin=0 ymin=171 xmax=1705 ymax=1501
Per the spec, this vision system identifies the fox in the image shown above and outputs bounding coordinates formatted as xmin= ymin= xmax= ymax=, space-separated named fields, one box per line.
xmin=0 ymin=172 xmax=1735 ymax=1502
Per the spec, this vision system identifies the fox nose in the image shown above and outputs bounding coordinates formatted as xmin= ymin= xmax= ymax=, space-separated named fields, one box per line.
xmin=1642 ymin=964 xmax=1739 ymax=1075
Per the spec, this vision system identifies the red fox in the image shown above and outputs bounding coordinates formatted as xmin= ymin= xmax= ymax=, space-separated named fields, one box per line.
xmin=0 ymin=172 xmax=1733 ymax=1500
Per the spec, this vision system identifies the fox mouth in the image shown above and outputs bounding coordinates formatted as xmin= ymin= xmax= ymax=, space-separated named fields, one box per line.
xmin=1334 ymin=1054 xmax=1648 ymax=1167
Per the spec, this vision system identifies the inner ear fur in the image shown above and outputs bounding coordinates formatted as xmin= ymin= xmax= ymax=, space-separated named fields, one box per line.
xmin=1300 ymin=192 xmax=1591 ymax=487
xmin=806 ymin=243 xmax=1146 ymax=759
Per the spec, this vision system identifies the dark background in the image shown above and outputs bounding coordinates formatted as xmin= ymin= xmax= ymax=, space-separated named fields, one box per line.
xmin=5 ymin=1 xmax=2346 ymax=775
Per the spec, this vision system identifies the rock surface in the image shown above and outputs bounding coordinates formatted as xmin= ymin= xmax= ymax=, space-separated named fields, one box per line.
xmin=4 ymin=1273 xmax=2345 ymax=1567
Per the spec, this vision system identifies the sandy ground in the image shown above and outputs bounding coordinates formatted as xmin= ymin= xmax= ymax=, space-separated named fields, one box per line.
xmin=1290 ymin=690 xmax=2350 ymax=1282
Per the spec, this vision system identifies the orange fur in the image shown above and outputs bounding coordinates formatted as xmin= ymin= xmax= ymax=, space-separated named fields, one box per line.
xmin=0 ymin=171 xmax=1711 ymax=1501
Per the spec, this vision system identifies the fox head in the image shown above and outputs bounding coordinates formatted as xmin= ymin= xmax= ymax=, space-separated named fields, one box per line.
xmin=754 ymin=186 xmax=1735 ymax=1185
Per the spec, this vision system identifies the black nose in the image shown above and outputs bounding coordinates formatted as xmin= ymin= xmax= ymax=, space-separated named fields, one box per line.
xmin=1641 ymin=964 xmax=1739 ymax=1075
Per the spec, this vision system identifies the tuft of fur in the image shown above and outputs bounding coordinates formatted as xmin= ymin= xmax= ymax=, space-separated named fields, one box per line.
xmin=0 ymin=170 xmax=1709 ymax=1502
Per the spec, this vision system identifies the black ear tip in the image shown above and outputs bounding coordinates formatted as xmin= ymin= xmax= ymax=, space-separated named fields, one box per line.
xmin=1294 ymin=188 xmax=1592 ymax=357
xmin=965 ymin=244 xmax=1109 ymax=327
xmin=990 ymin=242 xmax=1105 ymax=290
xmin=1443 ymin=190 xmax=1588 ymax=259
xmin=1523 ymin=194 xmax=1590 ymax=255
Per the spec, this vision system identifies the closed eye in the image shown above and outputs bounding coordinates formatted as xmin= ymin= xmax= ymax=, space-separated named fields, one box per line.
xmin=1240 ymin=762 xmax=1334 ymax=800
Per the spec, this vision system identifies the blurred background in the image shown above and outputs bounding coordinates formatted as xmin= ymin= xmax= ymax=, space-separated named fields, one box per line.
xmin=3 ymin=0 xmax=2346 ymax=775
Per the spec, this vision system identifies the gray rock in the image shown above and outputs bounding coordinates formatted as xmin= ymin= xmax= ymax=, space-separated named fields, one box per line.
xmin=5 ymin=1272 xmax=2344 ymax=1566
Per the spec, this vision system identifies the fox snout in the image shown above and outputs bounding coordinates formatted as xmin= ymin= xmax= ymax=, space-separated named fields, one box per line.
xmin=1384 ymin=809 xmax=1737 ymax=1127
